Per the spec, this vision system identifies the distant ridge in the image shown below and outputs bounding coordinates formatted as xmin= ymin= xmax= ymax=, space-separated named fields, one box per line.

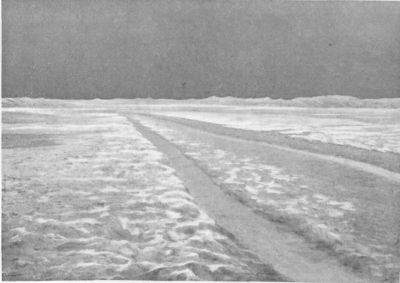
xmin=3 ymin=95 xmax=400 ymax=108
xmin=197 ymin=95 xmax=400 ymax=108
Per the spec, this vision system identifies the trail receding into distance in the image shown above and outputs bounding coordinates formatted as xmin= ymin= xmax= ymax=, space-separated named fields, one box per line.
xmin=129 ymin=117 xmax=371 ymax=283
xmin=144 ymin=114 xmax=400 ymax=184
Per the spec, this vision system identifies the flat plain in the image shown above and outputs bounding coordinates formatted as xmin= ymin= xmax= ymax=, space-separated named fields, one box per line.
xmin=2 ymin=97 xmax=400 ymax=282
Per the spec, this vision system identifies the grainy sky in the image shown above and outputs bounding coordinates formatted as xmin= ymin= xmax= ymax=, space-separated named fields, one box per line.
xmin=3 ymin=0 xmax=400 ymax=99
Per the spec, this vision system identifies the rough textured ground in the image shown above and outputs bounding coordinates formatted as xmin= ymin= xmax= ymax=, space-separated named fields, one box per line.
xmin=131 ymin=118 xmax=372 ymax=283
xmin=2 ymin=102 xmax=399 ymax=282
xmin=2 ymin=109 xmax=285 ymax=281
xmin=131 ymin=114 xmax=400 ymax=282
xmin=142 ymin=113 xmax=400 ymax=174
xmin=145 ymin=107 xmax=400 ymax=154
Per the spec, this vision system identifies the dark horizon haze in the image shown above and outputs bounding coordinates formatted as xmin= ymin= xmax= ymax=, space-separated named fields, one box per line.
xmin=3 ymin=0 xmax=400 ymax=100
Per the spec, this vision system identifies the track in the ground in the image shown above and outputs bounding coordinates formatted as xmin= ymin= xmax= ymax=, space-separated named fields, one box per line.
xmin=142 ymin=114 xmax=400 ymax=184
xmin=129 ymin=116 xmax=373 ymax=283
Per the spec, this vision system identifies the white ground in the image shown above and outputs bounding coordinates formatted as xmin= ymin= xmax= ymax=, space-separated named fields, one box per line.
xmin=2 ymin=100 xmax=399 ymax=282
xmin=134 ymin=114 xmax=400 ymax=282
xmin=2 ymin=108 xmax=276 ymax=280
xmin=136 ymin=116 xmax=356 ymax=242
xmin=144 ymin=107 xmax=400 ymax=154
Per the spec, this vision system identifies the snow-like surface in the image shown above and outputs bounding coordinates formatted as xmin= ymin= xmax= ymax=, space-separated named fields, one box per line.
xmin=135 ymin=115 xmax=400 ymax=281
xmin=3 ymin=98 xmax=399 ymax=280
xmin=148 ymin=108 xmax=400 ymax=154
xmin=4 ymin=97 xmax=400 ymax=153
xmin=2 ymin=110 xmax=271 ymax=280
xmin=137 ymin=116 xmax=358 ymax=223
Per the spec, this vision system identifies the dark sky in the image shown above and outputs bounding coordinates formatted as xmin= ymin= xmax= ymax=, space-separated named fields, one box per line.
xmin=3 ymin=0 xmax=400 ymax=99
